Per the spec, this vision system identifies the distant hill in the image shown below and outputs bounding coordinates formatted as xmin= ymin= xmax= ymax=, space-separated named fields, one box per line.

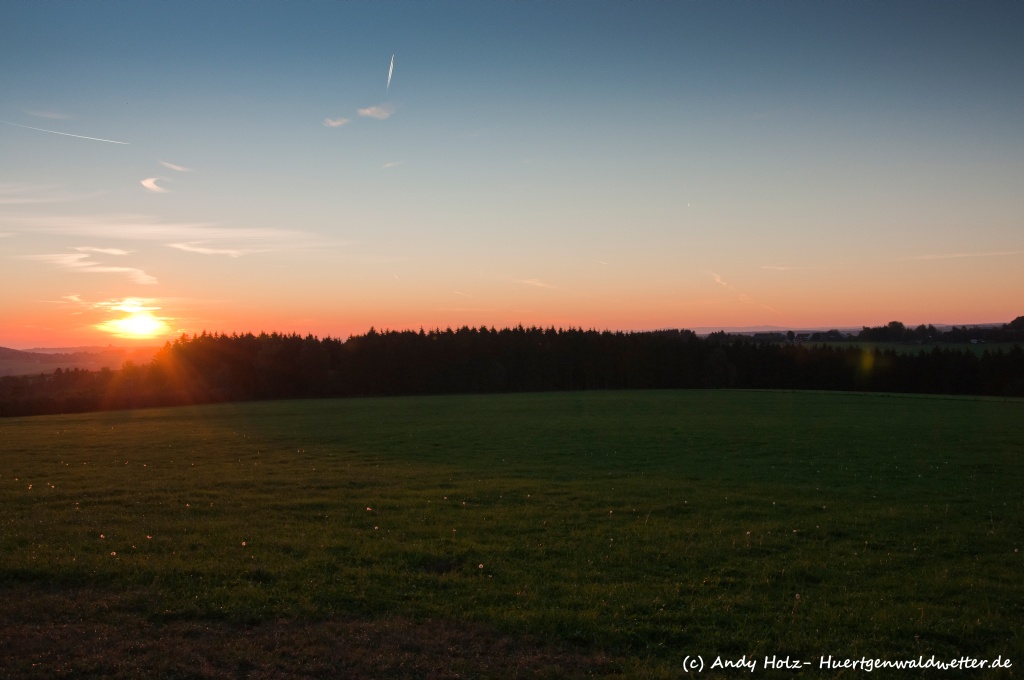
xmin=24 ymin=346 xmax=137 ymax=354
xmin=0 ymin=346 xmax=159 ymax=377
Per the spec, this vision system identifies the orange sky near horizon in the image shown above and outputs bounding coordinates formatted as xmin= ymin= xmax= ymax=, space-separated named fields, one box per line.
xmin=3 ymin=2 xmax=1022 ymax=350
xmin=4 ymin=258 xmax=1019 ymax=350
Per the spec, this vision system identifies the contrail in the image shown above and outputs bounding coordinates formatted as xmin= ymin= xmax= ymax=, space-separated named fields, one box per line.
xmin=387 ymin=53 xmax=394 ymax=92
xmin=0 ymin=120 xmax=128 ymax=145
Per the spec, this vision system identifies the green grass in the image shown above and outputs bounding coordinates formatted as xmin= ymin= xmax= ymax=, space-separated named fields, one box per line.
xmin=1 ymin=390 xmax=1021 ymax=677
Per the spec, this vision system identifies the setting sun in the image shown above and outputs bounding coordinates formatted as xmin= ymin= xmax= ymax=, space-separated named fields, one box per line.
xmin=91 ymin=299 xmax=171 ymax=338
xmin=95 ymin=312 xmax=170 ymax=338
xmin=100 ymin=312 xmax=169 ymax=338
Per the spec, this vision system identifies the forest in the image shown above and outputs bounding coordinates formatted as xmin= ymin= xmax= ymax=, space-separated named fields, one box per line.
xmin=1 ymin=318 xmax=1022 ymax=417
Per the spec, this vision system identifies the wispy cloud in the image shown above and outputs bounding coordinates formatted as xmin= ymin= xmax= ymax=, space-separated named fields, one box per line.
xmin=5 ymin=214 xmax=307 ymax=245
xmin=514 ymin=278 xmax=558 ymax=289
xmin=159 ymin=161 xmax=191 ymax=172
xmin=25 ymin=253 xmax=158 ymax=285
xmin=323 ymin=117 xmax=351 ymax=128
xmin=453 ymin=291 xmax=472 ymax=297
xmin=44 ymin=294 xmax=85 ymax=306
xmin=903 ymin=250 xmax=1024 ymax=261
xmin=382 ymin=161 xmax=404 ymax=169
xmin=167 ymin=242 xmax=246 ymax=257
xmin=74 ymin=246 xmax=131 ymax=256
xmin=761 ymin=265 xmax=794 ymax=271
xmin=707 ymin=270 xmax=779 ymax=314
xmin=141 ymin=178 xmax=168 ymax=193
xmin=0 ymin=183 xmax=97 ymax=205
xmin=94 ymin=297 xmax=161 ymax=313
xmin=358 ymin=104 xmax=394 ymax=120
xmin=26 ymin=110 xmax=74 ymax=120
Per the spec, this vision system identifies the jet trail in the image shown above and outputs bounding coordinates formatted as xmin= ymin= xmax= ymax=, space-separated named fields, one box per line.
xmin=0 ymin=120 xmax=129 ymax=145
xmin=387 ymin=53 xmax=394 ymax=92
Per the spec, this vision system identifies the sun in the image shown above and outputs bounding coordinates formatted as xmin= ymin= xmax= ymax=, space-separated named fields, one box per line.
xmin=95 ymin=311 xmax=171 ymax=339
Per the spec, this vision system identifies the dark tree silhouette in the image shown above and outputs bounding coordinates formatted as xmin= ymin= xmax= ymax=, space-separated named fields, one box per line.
xmin=1 ymin=320 xmax=1022 ymax=417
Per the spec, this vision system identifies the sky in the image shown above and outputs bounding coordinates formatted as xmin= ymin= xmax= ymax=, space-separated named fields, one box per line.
xmin=2 ymin=1 xmax=1023 ymax=349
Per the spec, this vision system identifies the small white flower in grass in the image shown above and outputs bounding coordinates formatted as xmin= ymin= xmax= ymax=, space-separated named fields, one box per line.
xmin=478 ymin=564 xmax=484 ymax=569
xmin=366 ymin=507 xmax=373 ymax=512
xmin=242 ymin=541 xmax=246 ymax=547
xmin=111 ymin=552 xmax=116 ymax=556
xmin=100 ymin=534 xmax=105 ymax=539
xmin=374 ymin=526 xmax=378 ymax=530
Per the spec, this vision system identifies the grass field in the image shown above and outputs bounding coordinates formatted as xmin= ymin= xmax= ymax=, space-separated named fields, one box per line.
xmin=1 ymin=390 xmax=1021 ymax=678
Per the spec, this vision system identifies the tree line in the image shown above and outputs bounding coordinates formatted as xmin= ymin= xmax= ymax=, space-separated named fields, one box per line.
xmin=1 ymin=320 xmax=1022 ymax=417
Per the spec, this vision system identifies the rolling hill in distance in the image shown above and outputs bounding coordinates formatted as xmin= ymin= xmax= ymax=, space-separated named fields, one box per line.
xmin=0 ymin=345 xmax=159 ymax=377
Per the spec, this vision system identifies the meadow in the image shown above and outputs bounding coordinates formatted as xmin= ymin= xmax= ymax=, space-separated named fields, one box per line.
xmin=1 ymin=390 xmax=1021 ymax=678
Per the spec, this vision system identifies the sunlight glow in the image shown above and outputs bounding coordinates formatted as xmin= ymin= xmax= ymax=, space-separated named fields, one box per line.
xmin=95 ymin=312 xmax=170 ymax=338
xmin=93 ymin=299 xmax=172 ymax=338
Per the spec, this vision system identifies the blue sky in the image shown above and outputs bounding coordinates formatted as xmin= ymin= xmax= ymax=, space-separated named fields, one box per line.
xmin=2 ymin=1 xmax=1023 ymax=347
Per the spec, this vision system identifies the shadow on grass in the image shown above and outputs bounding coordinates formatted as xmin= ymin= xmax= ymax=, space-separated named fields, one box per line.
xmin=0 ymin=587 xmax=617 ymax=679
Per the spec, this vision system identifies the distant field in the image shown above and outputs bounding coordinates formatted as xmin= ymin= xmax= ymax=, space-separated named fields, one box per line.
xmin=1 ymin=391 xmax=1021 ymax=678
xmin=814 ymin=341 xmax=1021 ymax=356
xmin=0 ymin=346 xmax=158 ymax=377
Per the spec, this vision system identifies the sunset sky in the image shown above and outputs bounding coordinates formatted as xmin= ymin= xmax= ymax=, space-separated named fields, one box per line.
xmin=2 ymin=1 xmax=1022 ymax=348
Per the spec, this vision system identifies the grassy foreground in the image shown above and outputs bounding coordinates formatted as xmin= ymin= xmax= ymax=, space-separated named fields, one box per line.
xmin=1 ymin=390 xmax=1021 ymax=677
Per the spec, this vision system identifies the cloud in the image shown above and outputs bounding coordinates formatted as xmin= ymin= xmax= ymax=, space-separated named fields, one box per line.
xmin=707 ymin=270 xmax=779 ymax=314
xmin=6 ymin=214 xmax=307 ymax=245
xmin=453 ymin=291 xmax=472 ymax=297
xmin=141 ymin=177 xmax=168 ymax=193
xmin=160 ymin=161 xmax=191 ymax=172
xmin=358 ymin=104 xmax=395 ymax=120
xmin=382 ymin=161 xmax=404 ymax=169
xmin=26 ymin=110 xmax=74 ymax=120
xmin=44 ymin=294 xmax=84 ymax=305
xmin=167 ymin=242 xmax=246 ymax=257
xmin=74 ymin=246 xmax=131 ymax=256
xmin=323 ymin=117 xmax=351 ymax=128
xmin=514 ymin=278 xmax=558 ymax=289
xmin=904 ymin=250 xmax=1024 ymax=261
xmin=761 ymin=265 xmax=794 ymax=271
xmin=25 ymin=252 xmax=158 ymax=285
xmin=0 ymin=183 xmax=98 ymax=205
xmin=94 ymin=297 xmax=161 ymax=313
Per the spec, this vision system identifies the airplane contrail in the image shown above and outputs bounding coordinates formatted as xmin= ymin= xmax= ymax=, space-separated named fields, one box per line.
xmin=387 ymin=53 xmax=394 ymax=92
xmin=0 ymin=120 xmax=129 ymax=145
